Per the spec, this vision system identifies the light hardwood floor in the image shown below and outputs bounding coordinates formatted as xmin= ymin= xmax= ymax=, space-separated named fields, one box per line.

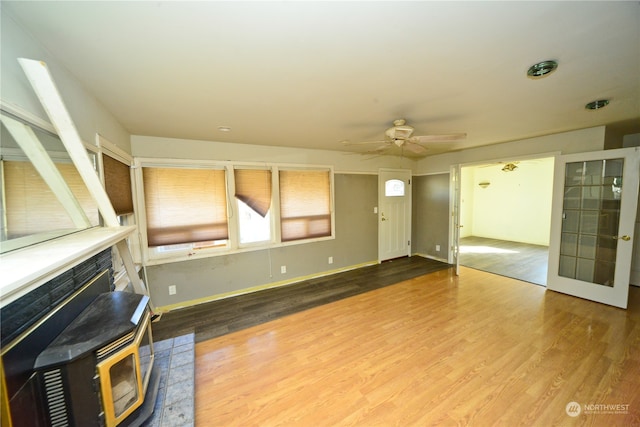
xmin=460 ymin=236 xmax=549 ymax=285
xmin=195 ymin=267 xmax=640 ymax=426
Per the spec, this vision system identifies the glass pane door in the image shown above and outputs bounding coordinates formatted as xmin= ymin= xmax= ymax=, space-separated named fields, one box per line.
xmin=558 ymin=158 xmax=623 ymax=285
xmin=110 ymin=354 xmax=139 ymax=418
xmin=450 ymin=164 xmax=461 ymax=275
xmin=547 ymin=148 xmax=639 ymax=308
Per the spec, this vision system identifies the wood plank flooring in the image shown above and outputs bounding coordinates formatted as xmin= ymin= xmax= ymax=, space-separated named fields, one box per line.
xmin=460 ymin=236 xmax=548 ymax=285
xmin=195 ymin=267 xmax=640 ymax=426
xmin=151 ymin=256 xmax=450 ymax=343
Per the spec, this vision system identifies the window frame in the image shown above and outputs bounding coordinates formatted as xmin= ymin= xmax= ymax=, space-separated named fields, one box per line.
xmin=135 ymin=159 xmax=231 ymax=263
xmin=231 ymin=165 xmax=276 ymax=249
xmin=278 ymin=167 xmax=334 ymax=243
xmin=97 ymin=135 xmax=140 ymax=284
xmin=134 ymin=159 xmax=334 ymax=265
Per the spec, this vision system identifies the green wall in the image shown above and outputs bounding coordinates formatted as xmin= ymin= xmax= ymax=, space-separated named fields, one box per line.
xmin=412 ymin=174 xmax=450 ymax=261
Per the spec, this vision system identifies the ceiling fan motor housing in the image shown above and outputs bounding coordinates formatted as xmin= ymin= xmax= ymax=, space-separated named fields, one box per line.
xmin=385 ymin=120 xmax=414 ymax=141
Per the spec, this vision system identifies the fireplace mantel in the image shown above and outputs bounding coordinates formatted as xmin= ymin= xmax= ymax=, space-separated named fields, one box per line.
xmin=0 ymin=225 xmax=135 ymax=308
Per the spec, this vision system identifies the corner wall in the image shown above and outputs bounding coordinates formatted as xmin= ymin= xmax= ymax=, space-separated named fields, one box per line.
xmin=1 ymin=6 xmax=130 ymax=152
xmin=412 ymin=174 xmax=450 ymax=261
xmin=416 ymin=127 xmax=605 ymax=175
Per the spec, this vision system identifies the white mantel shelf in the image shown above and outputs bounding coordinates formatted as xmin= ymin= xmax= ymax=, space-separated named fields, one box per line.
xmin=0 ymin=226 xmax=136 ymax=308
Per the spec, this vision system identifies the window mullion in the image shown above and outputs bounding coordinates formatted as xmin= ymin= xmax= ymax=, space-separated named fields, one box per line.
xmin=227 ymin=166 xmax=240 ymax=251
xmin=132 ymin=160 xmax=150 ymax=265
xmin=272 ymin=166 xmax=282 ymax=244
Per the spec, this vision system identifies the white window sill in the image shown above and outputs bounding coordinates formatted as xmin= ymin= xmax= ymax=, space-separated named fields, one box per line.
xmin=0 ymin=226 xmax=136 ymax=308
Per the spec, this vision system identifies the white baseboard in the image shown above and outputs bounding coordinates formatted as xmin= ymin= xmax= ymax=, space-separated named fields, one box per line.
xmin=413 ymin=252 xmax=449 ymax=264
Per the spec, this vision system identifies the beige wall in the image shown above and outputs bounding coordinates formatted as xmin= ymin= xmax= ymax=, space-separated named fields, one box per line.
xmin=416 ymin=127 xmax=606 ymax=175
xmin=131 ymin=135 xmax=414 ymax=174
xmin=460 ymin=158 xmax=555 ymax=246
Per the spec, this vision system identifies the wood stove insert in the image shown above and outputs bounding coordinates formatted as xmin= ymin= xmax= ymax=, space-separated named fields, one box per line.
xmin=33 ymin=291 xmax=158 ymax=427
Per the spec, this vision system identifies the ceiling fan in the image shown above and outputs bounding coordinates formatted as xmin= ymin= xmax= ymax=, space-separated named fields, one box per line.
xmin=341 ymin=119 xmax=466 ymax=156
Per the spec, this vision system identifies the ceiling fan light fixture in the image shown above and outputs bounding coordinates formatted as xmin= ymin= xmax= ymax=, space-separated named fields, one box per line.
xmin=386 ymin=119 xmax=414 ymax=140
xmin=585 ymin=99 xmax=610 ymax=110
xmin=217 ymin=126 xmax=232 ymax=132
xmin=527 ymin=60 xmax=558 ymax=79
xmin=340 ymin=118 xmax=466 ymax=158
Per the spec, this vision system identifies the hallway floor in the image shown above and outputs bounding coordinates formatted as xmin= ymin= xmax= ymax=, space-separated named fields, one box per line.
xmin=459 ymin=236 xmax=548 ymax=285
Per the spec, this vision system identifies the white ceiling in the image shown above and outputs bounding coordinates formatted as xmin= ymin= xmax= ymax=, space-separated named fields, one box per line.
xmin=4 ymin=1 xmax=640 ymax=157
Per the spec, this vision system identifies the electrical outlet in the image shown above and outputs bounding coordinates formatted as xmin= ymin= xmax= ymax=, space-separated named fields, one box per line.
xmin=328 ymin=256 xmax=333 ymax=264
xmin=436 ymin=245 xmax=441 ymax=252
xmin=168 ymin=285 xmax=176 ymax=295
xmin=281 ymin=265 xmax=287 ymax=274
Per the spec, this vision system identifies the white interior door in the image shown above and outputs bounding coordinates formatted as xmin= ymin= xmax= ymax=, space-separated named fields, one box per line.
xmin=378 ymin=169 xmax=411 ymax=262
xmin=450 ymin=164 xmax=461 ymax=275
xmin=547 ymin=147 xmax=640 ymax=309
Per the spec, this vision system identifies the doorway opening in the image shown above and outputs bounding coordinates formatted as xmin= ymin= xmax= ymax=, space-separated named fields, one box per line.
xmin=458 ymin=157 xmax=555 ymax=285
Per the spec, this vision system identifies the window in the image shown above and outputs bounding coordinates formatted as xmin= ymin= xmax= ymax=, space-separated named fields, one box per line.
xmin=138 ymin=163 xmax=333 ymax=261
xmin=102 ymin=154 xmax=134 ymax=216
xmin=0 ymin=110 xmax=99 ymax=252
xmin=142 ymin=167 xmax=228 ymax=248
xmin=234 ymin=168 xmax=272 ymax=244
xmin=3 ymin=161 xmax=99 ymax=238
xmin=279 ymin=169 xmax=332 ymax=242
xmin=385 ymin=179 xmax=405 ymax=197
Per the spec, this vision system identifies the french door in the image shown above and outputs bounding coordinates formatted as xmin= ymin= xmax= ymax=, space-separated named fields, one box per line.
xmin=450 ymin=164 xmax=462 ymax=275
xmin=547 ymin=147 xmax=640 ymax=309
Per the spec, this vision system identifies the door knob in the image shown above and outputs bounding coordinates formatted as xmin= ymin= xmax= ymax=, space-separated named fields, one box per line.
xmin=613 ymin=235 xmax=631 ymax=241
xmin=381 ymin=213 xmax=386 ymax=222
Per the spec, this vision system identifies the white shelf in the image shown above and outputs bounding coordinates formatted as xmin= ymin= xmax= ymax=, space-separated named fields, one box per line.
xmin=0 ymin=226 xmax=136 ymax=307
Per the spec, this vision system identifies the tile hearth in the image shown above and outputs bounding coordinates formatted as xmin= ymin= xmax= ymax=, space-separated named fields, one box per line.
xmin=142 ymin=332 xmax=195 ymax=427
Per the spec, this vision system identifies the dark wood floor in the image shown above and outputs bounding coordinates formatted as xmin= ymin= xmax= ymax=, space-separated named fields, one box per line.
xmin=151 ymin=256 xmax=451 ymax=343
xmin=459 ymin=236 xmax=548 ymax=285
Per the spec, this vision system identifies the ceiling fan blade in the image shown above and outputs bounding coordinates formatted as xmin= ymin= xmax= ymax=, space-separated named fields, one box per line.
xmin=360 ymin=147 xmax=391 ymax=156
xmin=366 ymin=145 xmax=391 ymax=154
xmin=403 ymin=142 xmax=427 ymax=155
xmin=411 ymin=133 xmax=467 ymax=143
xmin=341 ymin=139 xmax=388 ymax=146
